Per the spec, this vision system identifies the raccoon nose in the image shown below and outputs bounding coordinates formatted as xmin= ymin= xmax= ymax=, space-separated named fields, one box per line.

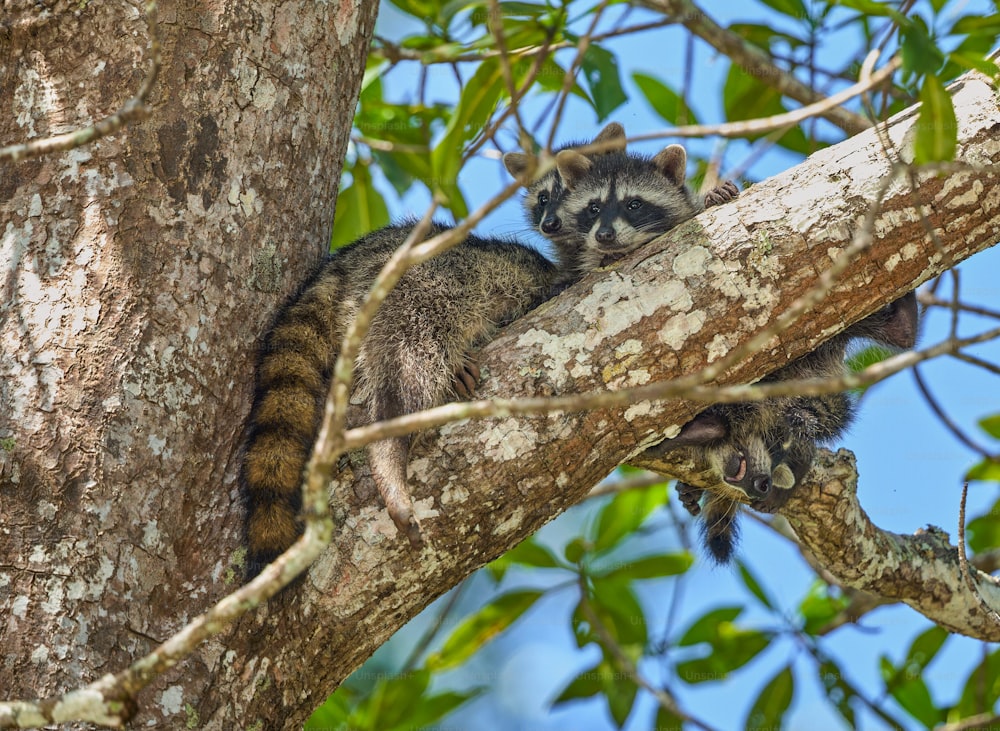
xmin=541 ymin=216 xmax=561 ymax=234
xmin=750 ymin=474 xmax=771 ymax=498
xmin=595 ymin=228 xmax=616 ymax=245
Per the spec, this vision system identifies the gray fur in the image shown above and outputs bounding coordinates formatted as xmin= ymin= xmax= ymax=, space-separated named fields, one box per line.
xmin=651 ymin=291 xmax=919 ymax=563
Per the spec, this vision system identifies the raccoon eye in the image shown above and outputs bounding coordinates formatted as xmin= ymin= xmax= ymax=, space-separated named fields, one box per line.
xmin=538 ymin=192 xmax=549 ymax=206
xmin=588 ymin=202 xmax=601 ymax=217
xmin=627 ymin=199 xmax=643 ymax=210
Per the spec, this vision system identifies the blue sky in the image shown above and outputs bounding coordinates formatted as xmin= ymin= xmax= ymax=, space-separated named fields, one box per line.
xmin=358 ymin=1 xmax=1000 ymax=728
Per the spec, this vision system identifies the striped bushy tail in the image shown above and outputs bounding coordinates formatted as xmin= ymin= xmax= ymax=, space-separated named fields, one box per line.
xmin=242 ymin=263 xmax=343 ymax=576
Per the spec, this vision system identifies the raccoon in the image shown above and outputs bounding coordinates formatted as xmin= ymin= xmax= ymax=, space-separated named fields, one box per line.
xmin=503 ymin=121 xmax=628 ymax=251
xmin=650 ymin=291 xmax=919 ymax=563
xmin=505 ymin=124 xmax=739 ymax=286
xmin=243 ymin=223 xmax=560 ymax=573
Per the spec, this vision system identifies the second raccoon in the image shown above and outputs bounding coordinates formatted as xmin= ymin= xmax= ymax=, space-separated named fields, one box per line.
xmin=650 ymin=292 xmax=919 ymax=563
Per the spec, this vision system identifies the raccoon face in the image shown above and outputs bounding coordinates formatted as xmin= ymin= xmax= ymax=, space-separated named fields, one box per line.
xmin=504 ymin=122 xmax=627 ymax=245
xmin=524 ymin=171 xmax=566 ymax=238
xmin=554 ymin=143 xmax=702 ymax=271
xmin=704 ymin=434 xmax=797 ymax=508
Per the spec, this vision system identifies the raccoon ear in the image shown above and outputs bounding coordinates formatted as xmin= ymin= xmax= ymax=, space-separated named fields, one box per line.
xmin=555 ymin=150 xmax=593 ymax=190
xmin=772 ymin=463 xmax=796 ymax=491
xmin=592 ymin=122 xmax=626 ymax=153
xmin=653 ymin=144 xmax=688 ymax=186
xmin=851 ymin=290 xmax=919 ymax=349
xmin=646 ymin=411 xmax=728 ymax=454
xmin=503 ymin=152 xmax=533 ymax=180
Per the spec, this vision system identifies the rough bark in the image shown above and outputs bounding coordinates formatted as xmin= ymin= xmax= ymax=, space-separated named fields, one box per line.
xmin=0 ymin=0 xmax=378 ymax=728
xmin=2 ymin=4 xmax=999 ymax=729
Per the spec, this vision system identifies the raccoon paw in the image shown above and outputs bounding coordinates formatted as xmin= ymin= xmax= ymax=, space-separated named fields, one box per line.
xmin=451 ymin=356 xmax=481 ymax=400
xmin=676 ymin=482 xmax=703 ymax=517
xmin=703 ymin=180 xmax=740 ymax=208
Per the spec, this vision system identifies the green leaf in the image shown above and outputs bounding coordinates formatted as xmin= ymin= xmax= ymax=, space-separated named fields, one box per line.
xmin=305 ymin=688 xmax=352 ymax=730
xmin=365 ymin=670 xmax=432 ymax=730
xmin=432 ymin=57 xmax=507 ymax=214
xmin=737 ymin=560 xmax=775 ymax=611
xmin=914 ymin=74 xmax=958 ymax=164
xmin=756 ymin=0 xmax=807 ymax=21
xmin=592 ymin=485 xmax=666 ymax=553
xmin=654 ymin=704 xmax=685 ymax=731
xmin=834 ymin=0 xmax=906 ymax=22
xmin=728 ymin=23 xmax=808 ymax=52
xmin=722 ymin=63 xmax=811 ymax=154
xmin=901 ymin=16 xmax=945 ymax=78
xmin=675 ymin=626 xmax=770 ymax=684
xmin=799 ymin=581 xmax=850 ymax=636
xmin=890 ymin=674 xmax=941 ymax=728
xmin=950 ymin=13 xmax=1000 ymax=36
xmin=331 ymin=163 xmax=390 ymax=251
xmin=395 ymin=689 xmax=483 ymax=731
xmin=965 ymin=459 xmax=1000 ymax=483
xmin=580 ymin=45 xmax=627 ymax=121
xmin=565 ymin=537 xmax=588 ymax=564
xmin=905 ymin=625 xmax=949 ymax=673
xmin=554 ymin=662 xmax=604 ymax=703
xmin=553 ymin=658 xmax=637 ymax=728
xmin=632 ymin=73 xmax=699 ymax=126
xmin=957 ymin=647 xmax=1000 ymax=717
xmin=591 ymin=577 xmax=647 ymax=646
xmin=819 ymin=659 xmax=856 ymax=727
xmin=965 ymin=499 xmax=1000 ymax=551
xmin=425 ymin=590 xmax=542 ymax=671
xmin=606 ymin=664 xmax=638 ymax=728
xmin=745 ymin=665 xmax=794 ymax=730
xmin=487 ymin=537 xmax=565 ymax=581
xmin=979 ymin=414 xmax=1000 ymax=440
xmin=594 ymin=552 xmax=693 ymax=582
xmin=677 ymin=606 xmax=743 ymax=646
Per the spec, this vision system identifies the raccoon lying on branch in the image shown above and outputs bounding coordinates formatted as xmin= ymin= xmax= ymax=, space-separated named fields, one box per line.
xmin=242 ymin=124 xmax=728 ymax=575
xmin=647 ymin=292 xmax=919 ymax=563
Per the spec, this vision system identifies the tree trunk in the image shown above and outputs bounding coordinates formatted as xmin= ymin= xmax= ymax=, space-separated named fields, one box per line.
xmin=0 ymin=0 xmax=378 ymax=727
xmin=2 ymin=5 xmax=999 ymax=728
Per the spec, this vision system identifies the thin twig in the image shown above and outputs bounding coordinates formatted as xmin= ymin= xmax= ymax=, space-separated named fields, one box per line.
xmin=0 ymin=1 xmax=161 ymax=163
xmin=342 ymin=325 xmax=1000 ymax=450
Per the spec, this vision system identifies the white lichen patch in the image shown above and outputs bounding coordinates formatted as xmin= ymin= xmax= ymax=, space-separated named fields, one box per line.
xmin=658 ymin=310 xmax=706 ymax=350
xmin=159 ymin=685 xmax=185 ymax=715
xmin=706 ymin=332 xmax=738 ymax=362
xmin=491 ymin=506 xmax=525 ymax=536
xmin=439 ymin=481 xmax=470 ymax=506
xmin=142 ymin=520 xmax=162 ymax=551
xmin=14 ymin=66 xmax=58 ymax=135
xmin=12 ymin=595 xmax=29 ymax=619
xmin=480 ymin=419 xmax=537 ymax=461
xmin=41 ymin=581 xmax=64 ymax=615
xmin=30 ymin=645 xmax=49 ymax=663
xmin=624 ymin=401 xmax=652 ymax=421
xmin=672 ymin=245 xmax=712 ymax=277
xmin=147 ymin=434 xmax=167 ymax=456
xmin=515 ymin=328 xmax=589 ymax=386
xmin=251 ymin=76 xmax=278 ymax=111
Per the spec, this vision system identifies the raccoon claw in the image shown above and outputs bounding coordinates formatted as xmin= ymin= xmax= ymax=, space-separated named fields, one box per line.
xmin=452 ymin=358 xmax=481 ymax=400
xmin=676 ymin=482 xmax=703 ymax=517
xmin=386 ymin=496 xmax=425 ymax=547
xmin=703 ymin=180 xmax=739 ymax=208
